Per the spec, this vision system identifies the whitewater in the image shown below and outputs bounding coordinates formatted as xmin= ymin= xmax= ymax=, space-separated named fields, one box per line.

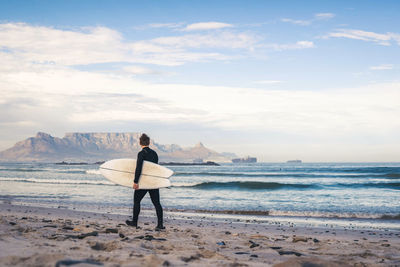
xmin=0 ymin=162 xmax=399 ymax=229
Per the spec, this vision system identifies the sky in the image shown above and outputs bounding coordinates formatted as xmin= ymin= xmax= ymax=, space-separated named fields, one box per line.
xmin=0 ymin=0 xmax=399 ymax=162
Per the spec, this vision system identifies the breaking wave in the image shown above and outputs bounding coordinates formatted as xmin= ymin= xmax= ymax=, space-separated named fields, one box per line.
xmin=0 ymin=177 xmax=114 ymax=186
xmin=172 ymin=181 xmax=400 ymax=190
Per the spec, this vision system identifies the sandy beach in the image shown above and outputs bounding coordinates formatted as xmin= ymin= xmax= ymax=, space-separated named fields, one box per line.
xmin=0 ymin=203 xmax=399 ymax=266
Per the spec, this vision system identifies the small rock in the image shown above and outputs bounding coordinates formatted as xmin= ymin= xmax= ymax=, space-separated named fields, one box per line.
xmin=162 ymin=260 xmax=171 ymax=266
xmin=78 ymin=231 xmax=98 ymax=239
xmin=134 ymin=234 xmax=165 ymax=241
xmin=250 ymin=254 xmax=258 ymax=258
xmin=249 ymin=240 xmax=260 ymax=248
xmin=225 ymin=231 xmax=231 ymax=235
xmin=181 ymin=254 xmax=201 ymax=262
xmin=129 ymin=252 xmax=143 ymax=257
xmin=234 ymin=252 xmax=249 ymax=255
xmin=381 ymin=244 xmax=390 ymax=247
xmin=217 ymin=241 xmax=226 ymax=246
xmin=90 ymin=242 xmax=106 ymax=251
xmin=89 ymin=241 xmax=118 ymax=252
xmin=66 ymin=231 xmax=98 ymax=239
xmin=191 ymin=234 xmax=199 ymax=238
xmin=55 ymin=259 xmax=102 ymax=267
xmin=105 ymin=228 xmax=118 ymax=233
xmin=144 ymin=235 xmax=154 ymax=241
xmin=43 ymin=224 xmax=58 ymax=228
xmin=119 ymin=233 xmax=125 ymax=238
xmin=313 ymin=238 xmax=320 ymax=243
xmin=9 ymin=222 xmax=16 ymax=226
xmin=62 ymin=226 xmax=74 ymax=230
xmin=292 ymin=236 xmax=308 ymax=243
xmin=278 ymin=251 xmax=302 ymax=257
xmin=140 ymin=242 xmax=154 ymax=249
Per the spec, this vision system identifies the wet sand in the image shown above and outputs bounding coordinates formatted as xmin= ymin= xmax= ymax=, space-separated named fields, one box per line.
xmin=0 ymin=203 xmax=399 ymax=266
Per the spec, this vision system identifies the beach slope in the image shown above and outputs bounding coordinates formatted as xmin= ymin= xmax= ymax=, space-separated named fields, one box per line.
xmin=0 ymin=204 xmax=399 ymax=266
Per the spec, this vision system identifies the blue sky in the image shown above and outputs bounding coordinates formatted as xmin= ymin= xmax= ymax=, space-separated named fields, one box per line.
xmin=0 ymin=0 xmax=399 ymax=161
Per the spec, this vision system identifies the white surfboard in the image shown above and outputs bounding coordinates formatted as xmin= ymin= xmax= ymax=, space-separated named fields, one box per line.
xmin=99 ymin=158 xmax=173 ymax=189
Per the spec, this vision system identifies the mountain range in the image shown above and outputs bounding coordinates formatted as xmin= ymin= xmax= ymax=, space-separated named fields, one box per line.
xmin=0 ymin=132 xmax=236 ymax=163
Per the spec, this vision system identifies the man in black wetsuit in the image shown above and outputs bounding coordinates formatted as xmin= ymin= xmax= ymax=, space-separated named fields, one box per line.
xmin=126 ymin=133 xmax=165 ymax=230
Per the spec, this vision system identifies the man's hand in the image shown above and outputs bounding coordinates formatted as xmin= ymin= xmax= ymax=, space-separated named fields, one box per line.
xmin=133 ymin=183 xmax=139 ymax=190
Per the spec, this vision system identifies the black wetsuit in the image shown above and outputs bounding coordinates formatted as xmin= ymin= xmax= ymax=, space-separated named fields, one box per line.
xmin=132 ymin=147 xmax=163 ymax=227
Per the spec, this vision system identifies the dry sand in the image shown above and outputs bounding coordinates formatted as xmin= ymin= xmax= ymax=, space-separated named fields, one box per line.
xmin=0 ymin=203 xmax=399 ymax=266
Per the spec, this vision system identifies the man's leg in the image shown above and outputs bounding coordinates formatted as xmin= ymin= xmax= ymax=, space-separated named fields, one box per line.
xmin=149 ymin=189 xmax=163 ymax=228
xmin=132 ymin=189 xmax=147 ymax=226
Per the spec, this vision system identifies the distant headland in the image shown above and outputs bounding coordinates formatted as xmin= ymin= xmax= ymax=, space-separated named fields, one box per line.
xmin=0 ymin=132 xmax=237 ymax=163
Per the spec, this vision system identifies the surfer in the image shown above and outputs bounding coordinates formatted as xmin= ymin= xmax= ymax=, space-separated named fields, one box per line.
xmin=126 ymin=133 xmax=165 ymax=230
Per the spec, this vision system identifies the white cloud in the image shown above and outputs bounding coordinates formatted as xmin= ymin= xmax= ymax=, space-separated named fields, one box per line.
xmin=1 ymin=62 xmax=399 ymax=135
xmin=147 ymin=22 xmax=184 ymax=29
xmin=282 ymin=12 xmax=335 ymax=26
xmin=122 ymin=65 xmax=164 ymax=75
xmin=184 ymin=22 xmax=233 ymax=31
xmin=151 ymin=31 xmax=258 ymax=49
xmin=1 ymin=59 xmax=400 ymax=160
xmin=0 ymin=22 xmax=256 ymax=67
xmin=137 ymin=21 xmax=234 ymax=32
xmin=369 ymin=64 xmax=393 ymax=70
xmin=253 ymin=80 xmax=283 ymax=84
xmin=0 ymin=22 xmax=315 ymax=71
xmin=266 ymin=41 xmax=315 ymax=51
xmin=324 ymin=29 xmax=400 ymax=46
xmin=1 ymin=21 xmax=399 ymax=160
xmin=281 ymin=18 xmax=311 ymax=26
xmin=0 ymin=23 xmax=125 ymax=65
xmin=390 ymin=33 xmax=400 ymax=45
xmin=0 ymin=121 xmax=37 ymax=127
xmin=315 ymin=13 xmax=335 ymax=20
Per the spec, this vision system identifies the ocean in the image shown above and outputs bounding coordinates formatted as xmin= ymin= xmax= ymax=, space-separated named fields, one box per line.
xmin=1 ymin=162 xmax=399 ymax=229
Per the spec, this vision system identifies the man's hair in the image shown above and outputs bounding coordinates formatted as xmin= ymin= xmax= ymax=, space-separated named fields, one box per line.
xmin=139 ymin=133 xmax=150 ymax=146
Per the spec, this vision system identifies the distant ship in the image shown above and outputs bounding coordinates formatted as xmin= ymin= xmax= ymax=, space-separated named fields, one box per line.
xmin=287 ymin=160 xmax=302 ymax=163
xmin=232 ymin=156 xmax=257 ymax=163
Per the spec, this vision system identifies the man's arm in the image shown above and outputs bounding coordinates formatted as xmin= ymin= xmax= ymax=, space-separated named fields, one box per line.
xmin=134 ymin=151 xmax=144 ymax=184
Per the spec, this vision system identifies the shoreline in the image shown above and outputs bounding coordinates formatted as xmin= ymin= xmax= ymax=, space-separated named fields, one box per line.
xmin=171 ymin=208 xmax=400 ymax=221
xmin=1 ymin=203 xmax=399 ymax=266
xmin=5 ymin=200 xmax=400 ymax=231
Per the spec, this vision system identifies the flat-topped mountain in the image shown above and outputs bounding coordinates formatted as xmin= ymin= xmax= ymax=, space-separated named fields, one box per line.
xmin=0 ymin=132 xmax=235 ymax=162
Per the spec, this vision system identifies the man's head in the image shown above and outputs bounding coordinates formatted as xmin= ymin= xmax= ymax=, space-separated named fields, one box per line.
xmin=139 ymin=133 xmax=150 ymax=147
